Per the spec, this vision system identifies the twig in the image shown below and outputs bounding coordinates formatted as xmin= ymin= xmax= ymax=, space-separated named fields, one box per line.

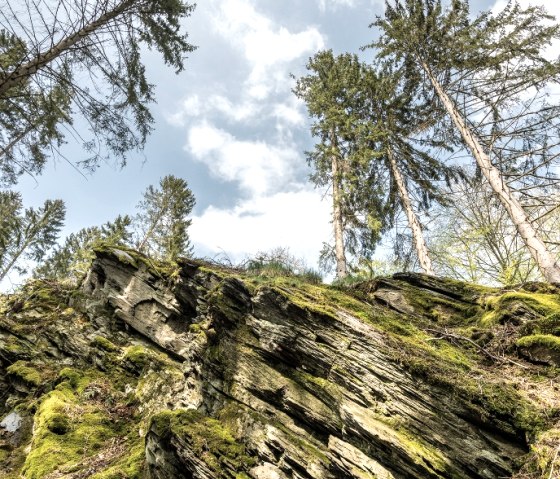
xmin=424 ymin=328 xmax=529 ymax=369
xmin=548 ymin=445 xmax=560 ymax=479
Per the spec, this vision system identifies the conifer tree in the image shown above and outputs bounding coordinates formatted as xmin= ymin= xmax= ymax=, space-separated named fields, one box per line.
xmin=355 ymin=65 xmax=460 ymax=275
xmin=135 ymin=175 xmax=195 ymax=261
xmin=35 ymin=215 xmax=132 ymax=281
xmin=0 ymin=192 xmax=65 ymax=282
xmin=0 ymin=0 xmax=196 ymax=184
xmin=370 ymin=0 xmax=560 ymax=282
xmin=294 ymin=51 xmax=389 ymax=279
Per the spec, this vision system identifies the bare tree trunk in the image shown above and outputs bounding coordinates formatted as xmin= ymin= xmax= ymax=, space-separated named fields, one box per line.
xmin=387 ymin=146 xmax=434 ymax=275
xmin=422 ymin=62 xmax=560 ymax=283
xmin=0 ymin=0 xmax=136 ymax=96
xmin=331 ymin=130 xmax=347 ymax=279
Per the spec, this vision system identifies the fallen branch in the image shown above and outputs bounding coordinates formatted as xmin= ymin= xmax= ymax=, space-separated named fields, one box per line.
xmin=424 ymin=328 xmax=529 ymax=369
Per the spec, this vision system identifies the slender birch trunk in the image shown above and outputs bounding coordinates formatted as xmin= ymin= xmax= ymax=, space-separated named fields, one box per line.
xmin=387 ymin=146 xmax=434 ymax=275
xmin=421 ymin=62 xmax=560 ymax=283
xmin=0 ymin=0 xmax=136 ymax=96
xmin=331 ymin=130 xmax=347 ymax=279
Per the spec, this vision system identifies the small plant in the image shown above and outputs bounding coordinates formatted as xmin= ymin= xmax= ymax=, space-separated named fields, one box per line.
xmin=243 ymin=247 xmax=323 ymax=284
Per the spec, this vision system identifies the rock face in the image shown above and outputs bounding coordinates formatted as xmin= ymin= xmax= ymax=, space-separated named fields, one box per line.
xmin=0 ymin=248 xmax=559 ymax=479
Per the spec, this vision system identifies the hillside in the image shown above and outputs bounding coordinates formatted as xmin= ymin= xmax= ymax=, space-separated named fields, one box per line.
xmin=0 ymin=247 xmax=559 ymax=478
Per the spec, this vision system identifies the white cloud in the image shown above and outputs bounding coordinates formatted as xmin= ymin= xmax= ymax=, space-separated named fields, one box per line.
xmin=210 ymin=0 xmax=325 ymax=99
xmin=190 ymin=188 xmax=331 ymax=265
xmin=187 ymin=122 xmax=302 ymax=196
xmin=317 ymin=0 xmax=357 ymax=12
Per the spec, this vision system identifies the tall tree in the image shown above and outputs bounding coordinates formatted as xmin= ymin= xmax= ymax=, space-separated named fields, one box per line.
xmin=0 ymin=0 xmax=196 ymax=184
xmin=371 ymin=0 xmax=560 ymax=283
xmin=356 ymin=65 xmax=460 ymax=275
xmin=0 ymin=191 xmax=65 ymax=282
xmin=135 ymin=175 xmax=195 ymax=261
xmin=294 ymin=51 xmax=388 ymax=279
xmin=35 ymin=215 xmax=132 ymax=281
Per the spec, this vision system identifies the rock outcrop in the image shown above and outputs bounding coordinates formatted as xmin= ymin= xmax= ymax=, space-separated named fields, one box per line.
xmin=0 ymin=248 xmax=559 ymax=478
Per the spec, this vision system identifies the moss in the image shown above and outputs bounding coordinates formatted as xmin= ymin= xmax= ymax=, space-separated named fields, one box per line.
xmin=46 ymin=412 xmax=70 ymax=434
xmin=6 ymin=361 xmax=42 ymax=387
xmin=517 ymin=334 xmax=560 ymax=352
xmin=396 ymin=428 xmax=450 ymax=475
xmin=92 ymin=336 xmax=120 ymax=352
xmin=149 ymin=409 xmax=255 ymax=476
xmin=58 ymin=367 xmax=83 ymax=389
xmin=21 ymin=388 xmax=118 ymax=479
xmin=517 ymin=427 xmax=560 ymax=477
xmin=480 ymin=292 xmax=560 ymax=327
xmin=89 ymin=441 xmax=146 ymax=479
xmin=94 ymin=243 xmax=181 ymax=281
xmin=122 ymin=345 xmax=172 ymax=377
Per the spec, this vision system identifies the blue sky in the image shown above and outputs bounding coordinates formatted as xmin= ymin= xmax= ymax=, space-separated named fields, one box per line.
xmin=13 ymin=0 xmax=545 ymax=272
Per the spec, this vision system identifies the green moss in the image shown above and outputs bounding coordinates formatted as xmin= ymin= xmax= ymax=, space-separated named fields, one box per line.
xmin=122 ymin=345 xmax=171 ymax=376
xmin=6 ymin=361 xmax=42 ymax=387
xmin=480 ymin=292 xmax=560 ymax=327
xmin=396 ymin=428 xmax=450 ymax=475
xmin=92 ymin=336 xmax=120 ymax=352
xmin=149 ymin=409 xmax=255 ymax=476
xmin=58 ymin=367 xmax=83 ymax=389
xmin=21 ymin=388 xmax=118 ymax=479
xmin=90 ymin=441 xmax=146 ymax=479
xmin=517 ymin=334 xmax=560 ymax=352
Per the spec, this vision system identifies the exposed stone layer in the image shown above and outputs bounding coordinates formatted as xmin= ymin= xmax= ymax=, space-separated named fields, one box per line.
xmin=0 ymin=248 xmax=559 ymax=478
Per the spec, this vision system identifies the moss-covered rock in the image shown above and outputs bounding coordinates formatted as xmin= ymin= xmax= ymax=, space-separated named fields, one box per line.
xmin=2 ymin=250 xmax=559 ymax=479
xmin=516 ymin=334 xmax=560 ymax=366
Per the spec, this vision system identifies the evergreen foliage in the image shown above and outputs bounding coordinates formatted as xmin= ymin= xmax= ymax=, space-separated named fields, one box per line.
xmin=368 ymin=0 xmax=560 ymax=283
xmin=294 ymin=50 xmax=390 ymax=277
xmin=0 ymin=0 xmax=196 ymax=184
xmin=135 ymin=175 xmax=195 ymax=261
xmin=35 ymin=215 xmax=132 ymax=282
xmin=0 ymin=191 xmax=65 ymax=282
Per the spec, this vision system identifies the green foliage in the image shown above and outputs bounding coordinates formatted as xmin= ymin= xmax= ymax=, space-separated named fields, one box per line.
xmin=294 ymin=51 xmax=390 ymax=270
xmin=370 ymin=0 xmax=560 ymax=282
xmin=135 ymin=175 xmax=195 ymax=261
xmin=34 ymin=215 xmax=132 ymax=282
xmin=243 ymin=247 xmax=323 ymax=284
xmin=0 ymin=190 xmax=65 ymax=283
xmin=0 ymin=0 xmax=197 ymax=184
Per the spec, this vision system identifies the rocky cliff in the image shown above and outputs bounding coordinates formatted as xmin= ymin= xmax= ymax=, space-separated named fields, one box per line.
xmin=0 ymin=248 xmax=559 ymax=479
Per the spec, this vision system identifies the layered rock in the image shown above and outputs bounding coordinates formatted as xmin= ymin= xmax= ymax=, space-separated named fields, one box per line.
xmin=0 ymin=248 xmax=558 ymax=478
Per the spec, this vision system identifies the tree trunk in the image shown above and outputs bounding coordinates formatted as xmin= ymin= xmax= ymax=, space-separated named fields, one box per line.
xmin=0 ymin=207 xmax=52 ymax=282
xmin=331 ymin=130 xmax=347 ymax=279
xmin=387 ymin=146 xmax=434 ymax=275
xmin=421 ymin=62 xmax=560 ymax=283
xmin=0 ymin=0 xmax=136 ymax=96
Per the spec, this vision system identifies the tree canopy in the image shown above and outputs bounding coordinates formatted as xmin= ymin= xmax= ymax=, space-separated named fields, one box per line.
xmin=0 ymin=0 xmax=196 ymax=184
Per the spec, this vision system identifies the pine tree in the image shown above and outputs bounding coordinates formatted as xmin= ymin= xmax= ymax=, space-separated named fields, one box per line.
xmin=370 ymin=0 xmax=560 ymax=283
xmin=135 ymin=175 xmax=195 ymax=261
xmin=355 ymin=65 xmax=461 ymax=275
xmin=0 ymin=0 xmax=196 ymax=184
xmin=34 ymin=215 xmax=132 ymax=281
xmin=294 ymin=50 xmax=390 ymax=279
xmin=0 ymin=192 xmax=65 ymax=282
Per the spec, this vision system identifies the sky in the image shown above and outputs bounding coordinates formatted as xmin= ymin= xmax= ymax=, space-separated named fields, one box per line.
xmin=12 ymin=0 xmax=554 ymax=277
